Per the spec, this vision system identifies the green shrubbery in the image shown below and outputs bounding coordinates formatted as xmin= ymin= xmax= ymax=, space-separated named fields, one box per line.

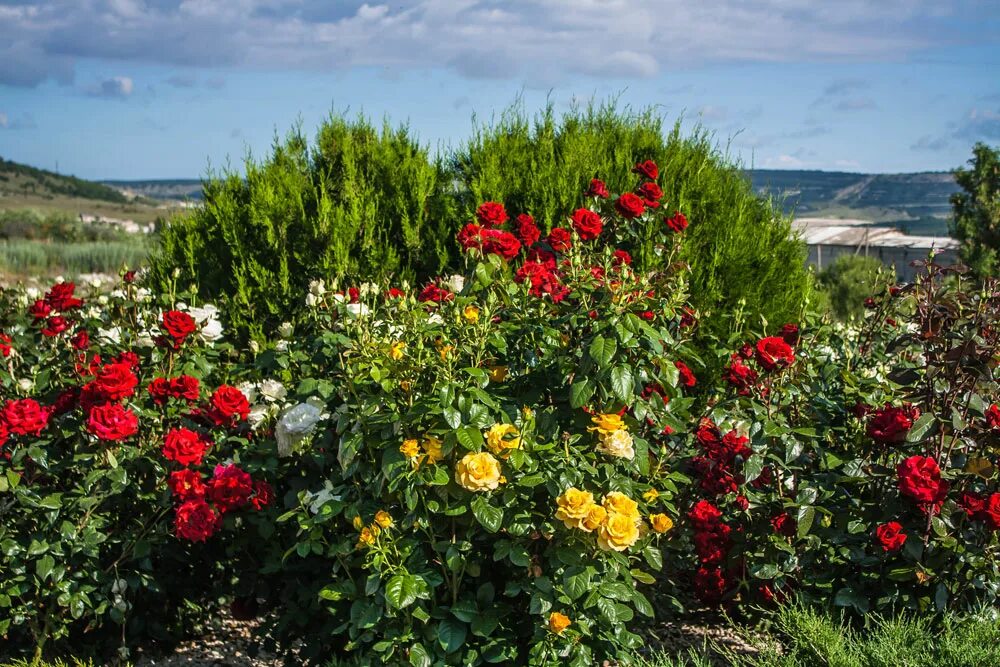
xmin=815 ymin=255 xmax=895 ymax=320
xmin=150 ymin=101 xmax=811 ymax=341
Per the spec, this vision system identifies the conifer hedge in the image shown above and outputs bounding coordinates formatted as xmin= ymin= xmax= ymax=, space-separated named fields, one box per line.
xmin=150 ymin=102 xmax=812 ymax=340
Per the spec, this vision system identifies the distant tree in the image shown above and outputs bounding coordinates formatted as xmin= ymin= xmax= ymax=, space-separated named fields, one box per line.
xmin=816 ymin=254 xmax=894 ymax=321
xmin=950 ymin=142 xmax=1000 ymax=276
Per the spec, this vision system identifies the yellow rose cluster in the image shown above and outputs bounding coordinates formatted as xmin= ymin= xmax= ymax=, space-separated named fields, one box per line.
xmin=455 ymin=451 xmax=503 ymax=492
xmin=589 ymin=413 xmax=635 ymax=460
xmin=485 ymin=423 xmax=520 ymax=458
xmin=400 ymin=436 xmax=443 ymax=469
xmin=555 ymin=488 xmax=643 ymax=551
xmin=353 ymin=510 xmax=394 ymax=549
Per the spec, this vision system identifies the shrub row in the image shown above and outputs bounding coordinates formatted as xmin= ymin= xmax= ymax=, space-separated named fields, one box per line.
xmin=2 ymin=178 xmax=998 ymax=665
xmin=149 ymin=102 xmax=811 ymax=342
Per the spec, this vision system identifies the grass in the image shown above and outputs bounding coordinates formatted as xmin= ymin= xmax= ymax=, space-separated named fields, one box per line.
xmin=628 ymin=605 xmax=1000 ymax=667
xmin=0 ymin=239 xmax=150 ymax=278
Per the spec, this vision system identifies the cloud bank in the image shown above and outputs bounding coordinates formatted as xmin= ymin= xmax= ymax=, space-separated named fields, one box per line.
xmin=0 ymin=0 xmax=993 ymax=87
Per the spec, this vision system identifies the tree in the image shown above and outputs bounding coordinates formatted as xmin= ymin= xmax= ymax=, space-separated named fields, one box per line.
xmin=950 ymin=142 xmax=1000 ymax=276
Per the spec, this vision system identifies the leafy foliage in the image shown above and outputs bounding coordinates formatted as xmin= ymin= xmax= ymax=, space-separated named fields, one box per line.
xmin=815 ymin=255 xmax=895 ymax=321
xmin=950 ymin=142 xmax=1000 ymax=277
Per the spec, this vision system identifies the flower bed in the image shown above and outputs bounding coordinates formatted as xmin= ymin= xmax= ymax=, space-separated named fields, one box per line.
xmin=2 ymin=162 xmax=999 ymax=665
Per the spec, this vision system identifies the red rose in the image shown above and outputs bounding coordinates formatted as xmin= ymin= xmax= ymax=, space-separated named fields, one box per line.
xmin=612 ymin=249 xmax=632 ymax=267
xmin=482 ymin=229 xmax=522 ymax=261
xmin=123 ymin=270 xmax=137 ymax=284
xmin=174 ymin=499 xmax=219 ymax=542
xmin=0 ymin=420 xmax=8 ymax=450
xmin=680 ymin=306 xmax=696 ymax=328
xmin=586 ymin=178 xmax=609 ymax=198
xmin=780 ymin=323 xmax=800 ymax=346
xmin=51 ymin=388 xmax=80 ymax=415
xmin=985 ymin=494 xmax=1000 ymax=530
xmin=614 ymin=192 xmax=646 ymax=219
xmin=148 ymin=377 xmax=172 ymax=404
xmin=169 ymin=469 xmax=206 ymax=500
xmin=347 ymin=287 xmax=360 ymax=304
xmin=251 ymin=480 xmax=275 ymax=510
xmin=163 ymin=427 xmax=211 ymax=466
xmin=637 ymin=182 xmax=663 ymax=208
xmin=208 ymin=463 xmax=253 ymax=513
xmin=546 ymin=227 xmax=572 ymax=253
xmin=207 ymin=385 xmax=250 ymax=426
xmin=692 ymin=524 xmax=731 ymax=563
xmin=674 ymin=360 xmax=696 ymax=388
xmin=724 ymin=354 xmax=758 ymax=395
xmin=527 ymin=248 xmax=557 ymax=269
xmin=688 ymin=499 xmax=722 ymax=530
xmin=45 ymin=282 xmax=83 ymax=310
xmin=875 ymin=521 xmax=907 ymax=551
xmin=665 ymin=211 xmax=688 ymax=233
xmin=93 ymin=362 xmax=139 ymax=401
xmin=386 ymin=287 xmax=406 ymax=299
xmin=87 ymin=403 xmax=139 ymax=441
xmin=734 ymin=495 xmax=749 ymax=510
xmin=571 ymin=208 xmax=603 ymax=241
xmin=457 ymin=222 xmax=484 ymax=251
xmin=959 ymin=491 xmax=986 ymax=518
xmin=987 ymin=404 xmax=1000 ymax=431
xmin=867 ymin=403 xmax=919 ymax=444
xmin=639 ymin=310 xmax=655 ymax=321
xmin=771 ymin=513 xmax=796 ymax=537
xmin=632 ymin=160 xmax=659 ymax=180
xmin=3 ymin=399 xmax=50 ymax=436
xmin=896 ymin=455 xmax=947 ymax=505
xmin=475 ymin=201 xmax=508 ymax=227
xmin=0 ymin=332 xmax=11 ymax=358
xmin=70 ymin=330 xmax=90 ymax=350
xmin=514 ymin=261 xmax=568 ymax=302
xmin=42 ymin=316 xmax=69 ymax=337
xmin=171 ymin=375 xmax=201 ymax=402
xmin=417 ymin=284 xmax=454 ymax=303
xmin=755 ymin=336 xmax=795 ymax=372
xmin=515 ymin=214 xmax=541 ymax=246
xmin=162 ymin=310 xmax=197 ymax=345
xmin=693 ymin=566 xmax=726 ymax=604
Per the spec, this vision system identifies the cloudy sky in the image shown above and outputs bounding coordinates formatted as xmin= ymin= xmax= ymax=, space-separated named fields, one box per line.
xmin=0 ymin=0 xmax=998 ymax=179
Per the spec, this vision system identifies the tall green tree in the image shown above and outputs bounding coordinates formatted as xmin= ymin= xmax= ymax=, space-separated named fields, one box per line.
xmin=950 ymin=142 xmax=1000 ymax=276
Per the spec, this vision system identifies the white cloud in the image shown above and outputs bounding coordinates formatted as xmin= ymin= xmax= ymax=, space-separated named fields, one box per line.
xmin=85 ymin=76 xmax=134 ymax=98
xmin=0 ymin=0 xmax=991 ymax=87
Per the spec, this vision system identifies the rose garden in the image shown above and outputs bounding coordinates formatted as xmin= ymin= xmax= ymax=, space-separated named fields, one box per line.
xmin=2 ymin=109 xmax=1000 ymax=667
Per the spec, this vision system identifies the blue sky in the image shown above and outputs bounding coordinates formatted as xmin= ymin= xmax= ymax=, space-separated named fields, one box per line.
xmin=0 ymin=0 xmax=998 ymax=180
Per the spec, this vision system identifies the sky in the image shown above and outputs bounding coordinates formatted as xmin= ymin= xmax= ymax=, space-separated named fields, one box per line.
xmin=0 ymin=0 xmax=998 ymax=180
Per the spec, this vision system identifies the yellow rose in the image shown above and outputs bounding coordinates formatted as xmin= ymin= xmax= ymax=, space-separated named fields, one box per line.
xmin=389 ymin=341 xmax=406 ymax=360
xmin=548 ymin=612 xmax=571 ymax=635
xmin=438 ymin=344 xmax=454 ymax=361
xmin=400 ymin=439 xmax=420 ymax=459
xmin=554 ymin=487 xmax=595 ymax=529
xmin=521 ymin=406 xmax=534 ymax=421
xmin=597 ymin=429 xmax=635 ymax=460
xmin=374 ymin=511 xmax=393 ymax=529
xmin=357 ymin=527 xmax=376 ymax=548
xmin=463 ymin=305 xmax=480 ymax=323
xmin=455 ymin=452 xmax=502 ymax=492
xmin=602 ymin=491 xmax=639 ymax=520
xmin=597 ymin=512 xmax=641 ymax=551
xmin=422 ymin=436 xmax=443 ymax=465
xmin=643 ymin=488 xmax=660 ymax=503
xmin=589 ymin=413 xmax=626 ymax=434
xmin=580 ymin=504 xmax=608 ymax=532
xmin=485 ymin=423 xmax=521 ymax=458
xmin=488 ymin=365 xmax=508 ymax=382
xmin=400 ymin=380 xmax=412 ymax=393
xmin=650 ymin=513 xmax=674 ymax=534
xmin=352 ymin=515 xmax=364 ymax=531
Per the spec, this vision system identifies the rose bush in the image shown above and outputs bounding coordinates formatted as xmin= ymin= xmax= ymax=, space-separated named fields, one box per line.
xmin=3 ymin=160 xmax=1000 ymax=666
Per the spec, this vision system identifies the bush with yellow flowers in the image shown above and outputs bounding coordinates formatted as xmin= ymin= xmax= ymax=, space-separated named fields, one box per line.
xmin=262 ymin=173 xmax=698 ymax=665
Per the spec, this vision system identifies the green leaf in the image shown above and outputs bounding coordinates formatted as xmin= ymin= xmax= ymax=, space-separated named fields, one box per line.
xmin=456 ymin=426 xmax=483 ymax=450
xmin=36 ymin=555 xmax=55 ymax=580
xmin=385 ymin=574 xmax=419 ymax=609
xmin=796 ymin=506 xmax=816 ymax=539
xmin=596 ymin=597 xmax=618 ymax=623
xmin=906 ymin=414 xmax=937 ymax=443
xmin=564 ymin=568 xmax=592 ymax=601
xmin=643 ymin=546 xmax=663 ymax=571
xmin=742 ymin=455 xmax=764 ymax=485
xmin=438 ymin=617 xmax=467 ymax=653
xmin=589 ymin=335 xmax=617 ymax=369
xmin=610 ymin=365 xmax=634 ymax=403
xmin=833 ymin=587 xmax=870 ymax=614
xmin=570 ymin=379 xmax=594 ymax=408
xmin=471 ymin=496 xmax=503 ymax=533
xmin=409 ymin=643 xmax=432 ymax=667
xmin=443 ymin=407 xmax=463 ymax=429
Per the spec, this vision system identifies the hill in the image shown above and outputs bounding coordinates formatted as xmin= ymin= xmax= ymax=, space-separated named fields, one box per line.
xmin=0 ymin=157 xmax=172 ymax=224
xmin=103 ymin=179 xmax=203 ymax=201
xmin=748 ymin=169 xmax=959 ymax=236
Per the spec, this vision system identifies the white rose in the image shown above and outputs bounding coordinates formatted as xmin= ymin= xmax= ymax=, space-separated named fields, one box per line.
xmin=278 ymin=322 xmax=294 ymax=339
xmin=305 ymin=293 xmax=320 ymax=307
xmin=17 ymin=378 xmax=34 ymax=393
xmin=309 ymin=279 xmax=326 ymax=296
xmin=276 ymin=402 xmax=326 ymax=456
xmin=597 ymin=430 xmax=635 ymax=460
xmin=238 ymin=382 xmax=259 ymax=404
xmin=275 ymin=340 xmax=289 ymax=352
xmin=259 ymin=379 xmax=287 ymax=402
xmin=345 ymin=303 xmax=369 ymax=318
xmin=445 ymin=274 xmax=465 ymax=293
xmin=98 ymin=327 xmax=122 ymax=344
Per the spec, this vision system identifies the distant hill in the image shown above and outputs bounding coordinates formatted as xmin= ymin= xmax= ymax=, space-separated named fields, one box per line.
xmin=0 ymin=157 xmax=130 ymax=204
xmin=748 ymin=169 xmax=959 ymax=236
xmin=103 ymin=179 xmax=203 ymax=201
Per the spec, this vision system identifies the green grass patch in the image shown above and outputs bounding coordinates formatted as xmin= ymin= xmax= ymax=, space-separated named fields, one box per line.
xmin=0 ymin=238 xmax=149 ymax=278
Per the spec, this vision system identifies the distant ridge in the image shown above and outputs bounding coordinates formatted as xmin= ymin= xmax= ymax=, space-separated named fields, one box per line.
xmin=747 ymin=169 xmax=959 ymax=236
xmin=0 ymin=157 xmax=130 ymax=204
xmin=103 ymin=179 xmax=203 ymax=201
